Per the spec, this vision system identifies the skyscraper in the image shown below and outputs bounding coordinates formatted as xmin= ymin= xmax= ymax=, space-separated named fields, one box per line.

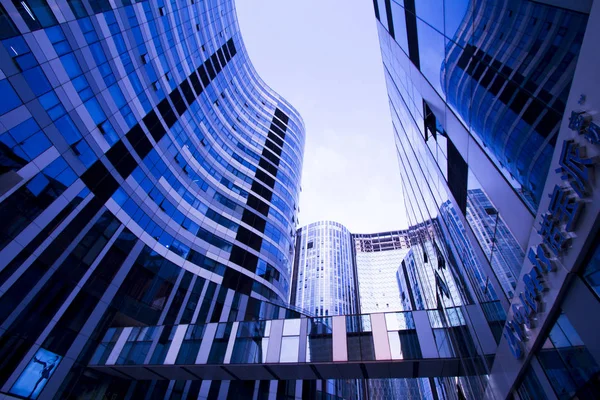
xmin=0 ymin=0 xmax=307 ymax=398
xmin=291 ymin=221 xmax=359 ymax=318
xmin=291 ymin=221 xmax=361 ymax=400
xmin=353 ymin=230 xmax=410 ymax=314
xmin=374 ymin=0 xmax=600 ymax=398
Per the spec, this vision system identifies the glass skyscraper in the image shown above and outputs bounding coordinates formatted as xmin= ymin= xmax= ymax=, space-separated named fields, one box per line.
xmin=1 ymin=0 xmax=599 ymax=398
xmin=374 ymin=0 xmax=600 ymax=398
xmin=291 ymin=221 xmax=359 ymax=318
xmin=354 ymin=230 xmax=410 ymax=314
xmin=0 ymin=0 xmax=308 ymax=398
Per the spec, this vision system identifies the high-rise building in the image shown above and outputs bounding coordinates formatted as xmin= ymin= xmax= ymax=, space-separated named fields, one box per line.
xmin=374 ymin=0 xmax=600 ymax=398
xmin=291 ymin=221 xmax=361 ymax=400
xmin=353 ymin=230 xmax=410 ymax=314
xmin=291 ymin=221 xmax=359 ymax=317
xmin=0 ymin=0 xmax=309 ymax=398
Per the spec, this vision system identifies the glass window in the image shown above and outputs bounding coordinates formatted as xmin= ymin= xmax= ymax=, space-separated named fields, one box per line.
xmin=444 ymin=0 xmax=471 ymax=41
xmin=0 ymin=79 xmax=22 ymax=115
xmin=22 ymin=67 xmax=51 ymax=96
xmin=12 ymin=0 xmax=57 ymax=30
xmin=0 ymin=4 xmax=19 ymax=40
xmin=417 ymin=19 xmax=446 ymax=99
xmin=390 ymin=2 xmax=409 ymax=54
xmin=538 ymin=313 xmax=600 ymax=399
xmin=279 ymin=336 xmax=299 ymax=363
xmin=415 ymin=0 xmax=444 ymax=33
xmin=582 ymin=240 xmax=600 ymax=300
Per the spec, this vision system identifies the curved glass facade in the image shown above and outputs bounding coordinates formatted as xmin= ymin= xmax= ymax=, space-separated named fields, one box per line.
xmin=292 ymin=221 xmax=358 ymax=317
xmin=0 ymin=0 xmax=309 ymax=398
xmin=375 ymin=0 xmax=600 ymax=399
xmin=443 ymin=0 xmax=588 ymax=209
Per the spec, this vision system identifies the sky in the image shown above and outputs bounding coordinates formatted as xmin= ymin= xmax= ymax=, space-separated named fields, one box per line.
xmin=236 ymin=0 xmax=408 ymax=233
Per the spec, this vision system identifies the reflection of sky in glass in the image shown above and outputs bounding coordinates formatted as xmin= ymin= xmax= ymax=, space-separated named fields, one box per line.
xmin=415 ymin=0 xmax=444 ymax=33
xmin=444 ymin=0 xmax=471 ymax=41
xmin=417 ymin=19 xmax=446 ymax=98
xmin=10 ymin=348 xmax=62 ymax=400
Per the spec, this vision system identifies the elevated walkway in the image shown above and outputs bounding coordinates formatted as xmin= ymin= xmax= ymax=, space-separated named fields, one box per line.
xmin=89 ymin=311 xmax=495 ymax=380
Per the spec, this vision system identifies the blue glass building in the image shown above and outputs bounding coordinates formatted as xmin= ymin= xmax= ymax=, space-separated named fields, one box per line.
xmin=374 ymin=0 xmax=600 ymax=398
xmin=0 ymin=0 xmax=311 ymax=398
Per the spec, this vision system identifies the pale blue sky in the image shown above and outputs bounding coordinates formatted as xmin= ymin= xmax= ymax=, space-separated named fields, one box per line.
xmin=236 ymin=0 xmax=408 ymax=232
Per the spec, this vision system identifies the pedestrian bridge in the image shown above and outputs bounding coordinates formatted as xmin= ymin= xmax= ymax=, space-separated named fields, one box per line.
xmin=89 ymin=310 xmax=496 ymax=381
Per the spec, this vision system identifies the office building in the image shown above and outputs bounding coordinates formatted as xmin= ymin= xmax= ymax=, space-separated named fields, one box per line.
xmin=291 ymin=221 xmax=359 ymax=318
xmin=0 ymin=0 xmax=309 ymax=398
xmin=374 ymin=0 xmax=600 ymax=398
xmin=353 ymin=230 xmax=410 ymax=314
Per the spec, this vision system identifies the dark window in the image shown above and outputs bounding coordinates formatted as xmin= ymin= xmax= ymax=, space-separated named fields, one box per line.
xmin=157 ymin=98 xmax=177 ymax=128
xmin=105 ymin=140 xmax=136 ymax=178
xmin=0 ymin=3 xmax=19 ymax=39
xmin=169 ymin=88 xmax=187 ymax=115
xmin=125 ymin=124 xmax=152 ymax=158
xmin=179 ymin=79 xmax=195 ymax=105
xmin=142 ymin=110 xmax=166 ymax=142
xmin=447 ymin=139 xmax=468 ymax=214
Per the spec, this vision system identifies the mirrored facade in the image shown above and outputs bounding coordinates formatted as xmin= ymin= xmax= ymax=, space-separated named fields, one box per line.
xmin=292 ymin=221 xmax=359 ymax=317
xmin=0 ymin=0 xmax=330 ymax=397
xmin=354 ymin=230 xmax=410 ymax=314
xmin=374 ymin=0 xmax=600 ymax=399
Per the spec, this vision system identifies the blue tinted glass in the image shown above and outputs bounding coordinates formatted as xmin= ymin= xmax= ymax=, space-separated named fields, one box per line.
xmin=2 ymin=36 xmax=29 ymax=55
xmin=45 ymin=26 xmax=65 ymax=42
xmin=22 ymin=67 xmax=51 ymax=96
xmin=112 ymin=188 xmax=128 ymax=206
xmin=0 ymin=79 xmax=22 ymax=114
xmin=108 ymin=84 xmax=126 ymax=108
xmin=583 ymin=241 xmax=600 ymax=299
xmin=10 ymin=118 xmax=39 ymax=142
xmin=417 ymin=19 xmax=446 ymax=98
xmin=390 ymin=3 xmax=409 ymax=54
xmin=39 ymin=91 xmax=59 ymax=109
xmin=73 ymin=139 xmax=97 ymax=167
xmin=26 ymin=173 xmax=50 ymax=196
xmin=0 ymin=132 xmax=17 ymax=148
xmin=56 ymin=167 xmax=77 ymax=186
xmin=42 ymin=157 xmax=67 ymax=177
xmin=53 ymin=41 xmax=71 ymax=56
xmin=60 ymin=53 xmax=82 ymax=78
xmin=85 ymin=98 xmax=106 ymax=124
xmin=21 ymin=132 xmax=51 ymax=159
xmin=89 ymin=42 xmax=107 ymax=64
xmin=444 ymin=0 xmax=471 ymax=40
xmin=15 ymin=53 xmax=38 ymax=70
xmin=27 ymin=0 xmax=58 ymax=28
xmin=415 ymin=0 xmax=444 ymax=32
xmin=55 ymin=115 xmax=82 ymax=145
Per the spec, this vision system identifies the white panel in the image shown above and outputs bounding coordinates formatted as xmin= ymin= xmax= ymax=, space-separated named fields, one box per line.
xmin=223 ymin=322 xmax=239 ymax=363
xmin=196 ymin=323 xmax=218 ymax=364
xmin=106 ymin=327 xmax=132 ymax=365
xmin=371 ymin=313 xmax=391 ymax=360
xmin=332 ymin=316 xmax=348 ymax=362
xmin=164 ymin=324 xmax=188 ymax=365
xmin=266 ymin=319 xmax=284 ymax=363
